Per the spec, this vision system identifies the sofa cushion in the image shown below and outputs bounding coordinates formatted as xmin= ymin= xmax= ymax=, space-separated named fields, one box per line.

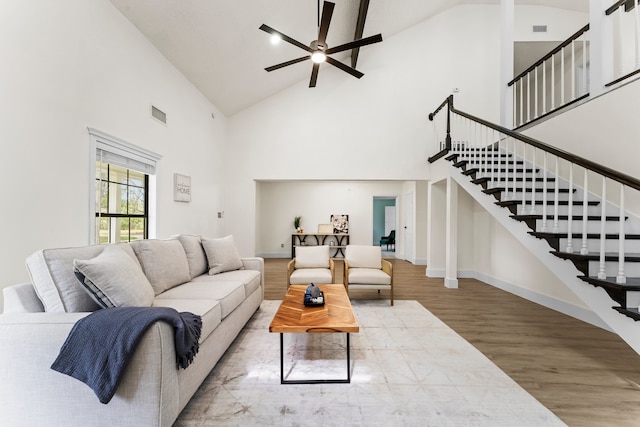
xmin=152 ymin=298 xmax=221 ymax=342
xmin=348 ymin=268 xmax=391 ymax=285
xmin=175 ymin=234 xmax=208 ymax=279
xmin=155 ymin=280 xmax=245 ymax=319
xmin=345 ymin=245 xmax=382 ymax=269
xmin=131 ymin=239 xmax=190 ymax=295
xmin=73 ymin=245 xmax=155 ymax=308
xmin=201 ymin=235 xmax=243 ymax=275
xmin=294 ymin=245 xmax=330 ymax=268
xmin=200 ymin=269 xmax=261 ymax=297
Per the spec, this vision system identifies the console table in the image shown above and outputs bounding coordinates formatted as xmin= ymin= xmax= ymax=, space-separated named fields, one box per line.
xmin=291 ymin=233 xmax=349 ymax=258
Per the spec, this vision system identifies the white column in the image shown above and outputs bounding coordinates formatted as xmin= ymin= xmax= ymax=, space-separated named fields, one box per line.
xmin=590 ymin=0 xmax=615 ymax=96
xmin=500 ymin=0 xmax=514 ymax=128
xmin=445 ymin=176 xmax=459 ymax=289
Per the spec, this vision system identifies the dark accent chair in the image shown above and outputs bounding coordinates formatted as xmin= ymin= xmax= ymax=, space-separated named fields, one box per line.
xmin=380 ymin=230 xmax=395 ymax=251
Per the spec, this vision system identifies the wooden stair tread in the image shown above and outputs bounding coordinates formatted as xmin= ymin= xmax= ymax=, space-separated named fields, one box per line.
xmin=531 ymin=232 xmax=640 ymax=239
xmin=551 ymin=251 xmax=640 ymax=262
xmin=578 ymin=275 xmax=640 ymax=290
xmin=512 ymin=214 xmax=627 ymax=221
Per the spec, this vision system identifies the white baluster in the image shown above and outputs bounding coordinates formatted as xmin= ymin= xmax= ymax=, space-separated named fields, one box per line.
xmin=534 ymin=66 xmax=539 ymax=118
xmin=530 ymin=148 xmax=537 ymax=214
xmin=582 ymin=39 xmax=587 ymax=95
xmin=617 ymin=184 xmax=626 ymax=284
xmin=521 ymin=142 xmax=527 ymax=215
xmin=511 ymin=137 xmax=517 ymax=201
xmin=542 ymin=60 xmax=547 ymax=114
xmin=526 ymin=74 xmax=531 ymax=123
xmin=519 ymin=80 xmax=524 ymax=127
xmin=635 ymin=0 xmax=640 ymax=69
xmin=551 ymin=54 xmax=555 ymax=110
xmin=491 ymin=129 xmax=496 ymax=185
xmin=565 ymin=163 xmax=574 ymax=253
xmin=581 ymin=169 xmax=589 ymax=255
xmin=598 ymin=178 xmax=607 ymax=280
xmin=497 ymin=131 xmax=503 ymax=188
xmin=571 ymin=41 xmax=576 ymax=100
xmin=541 ymin=151 xmax=548 ymax=232
xmin=553 ymin=156 xmax=559 ymax=233
xmin=560 ymin=47 xmax=565 ymax=105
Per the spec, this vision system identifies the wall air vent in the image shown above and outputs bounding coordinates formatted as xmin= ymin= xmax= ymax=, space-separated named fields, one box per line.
xmin=151 ymin=105 xmax=167 ymax=125
xmin=533 ymin=25 xmax=547 ymax=33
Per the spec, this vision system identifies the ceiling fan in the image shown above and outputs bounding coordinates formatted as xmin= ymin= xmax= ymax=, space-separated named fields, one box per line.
xmin=259 ymin=1 xmax=383 ymax=87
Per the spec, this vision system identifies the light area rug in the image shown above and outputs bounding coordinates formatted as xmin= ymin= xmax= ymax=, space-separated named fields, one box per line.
xmin=175 ymin=300 xmax=565 ymax=426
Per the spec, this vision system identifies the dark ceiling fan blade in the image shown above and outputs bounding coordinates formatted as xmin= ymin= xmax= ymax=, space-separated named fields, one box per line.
xmin=325 ymin=33 xmax=383 ymax=55
xmin=265 ymin=55 xmax=310 ymax=72
xmin=259 ymin=24 xmax=312 ymax=52
xmin=317 ymin=1 xmax=335 ymax=45
xmin=309 ymin=63 xmax=320 ymax=87
xmin=325 ymin=56 xmax=364 ymax=79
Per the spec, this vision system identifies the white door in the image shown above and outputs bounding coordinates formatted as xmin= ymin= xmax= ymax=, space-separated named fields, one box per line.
xmin=404 ymin=192 xmax=414 ymax=262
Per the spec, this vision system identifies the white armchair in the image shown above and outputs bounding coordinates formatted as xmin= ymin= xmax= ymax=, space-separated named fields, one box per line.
xmin=287 ymin=245 xmax=335 ymax=286
xmin=343 ymin=245 xmax=393 ymax=305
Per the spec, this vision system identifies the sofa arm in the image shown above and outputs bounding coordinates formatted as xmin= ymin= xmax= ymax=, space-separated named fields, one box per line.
xmin=3 ymin=283 xmax=45 ymax=313
xmin=0 ymin=313 xmax=180 ymax=427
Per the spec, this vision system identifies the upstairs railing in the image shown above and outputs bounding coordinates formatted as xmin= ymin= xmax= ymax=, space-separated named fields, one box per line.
xmin=606 ymin=0 xmax=640 ymax=87
xmin=429 ymin=95 xmax=640 ymax=285
xmin=509 ymin=0 xmax=640 ymax=128
xmin=508 ymin=25 xmax=590 ymax=129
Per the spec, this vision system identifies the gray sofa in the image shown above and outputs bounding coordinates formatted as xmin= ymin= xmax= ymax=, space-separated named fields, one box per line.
xmin=0 ymin=234 xmax=264 ymax=427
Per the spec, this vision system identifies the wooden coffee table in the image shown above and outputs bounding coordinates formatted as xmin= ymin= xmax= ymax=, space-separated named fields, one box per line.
xmin=269 ymin=284 xmax=359 ymax=384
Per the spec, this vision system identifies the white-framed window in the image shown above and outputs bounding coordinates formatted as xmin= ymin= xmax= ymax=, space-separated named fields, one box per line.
xmin=88 ymin=128 xmax=162 ymax=244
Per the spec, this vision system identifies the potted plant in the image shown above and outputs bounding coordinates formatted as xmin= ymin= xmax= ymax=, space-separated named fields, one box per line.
xmin=294 ymin=216 xmax=303 ymax=233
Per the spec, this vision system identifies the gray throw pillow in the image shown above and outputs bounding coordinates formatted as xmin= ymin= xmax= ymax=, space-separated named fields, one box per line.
xmin=202 ymin=235 xmax=244 ymax=275
xmin=73 ymin=245 xmax=155 ymax=308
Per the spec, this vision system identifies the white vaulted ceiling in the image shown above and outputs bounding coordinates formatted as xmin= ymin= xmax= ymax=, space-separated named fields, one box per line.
xmin=108 ymin=0 xmax=588 ymax=116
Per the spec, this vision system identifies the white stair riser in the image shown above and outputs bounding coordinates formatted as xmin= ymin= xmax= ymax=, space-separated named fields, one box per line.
xmin=532 ymin=220 xmax=624 ymax=234
xmin=586 ymin=261 xmax=640 ymax=277
xmin=516 ymin=205 xmax=602 ymax=216
xmin=556 ymin=238 xmax=640 ymax=253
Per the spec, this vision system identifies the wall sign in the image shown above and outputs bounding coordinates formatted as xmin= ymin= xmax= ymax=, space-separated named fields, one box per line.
xmin=174 ymin=173 xmax=191 ymax=202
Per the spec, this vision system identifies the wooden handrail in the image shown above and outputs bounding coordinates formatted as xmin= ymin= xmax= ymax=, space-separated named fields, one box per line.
xmin=428 ymin=95 xmax=640 ymax=191
xmin=508 ymin=24 xmax=589 ymax=87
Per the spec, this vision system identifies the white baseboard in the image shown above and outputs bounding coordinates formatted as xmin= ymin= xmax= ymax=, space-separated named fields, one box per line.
xmin=425 ymin=268 xmax=609 ymax=330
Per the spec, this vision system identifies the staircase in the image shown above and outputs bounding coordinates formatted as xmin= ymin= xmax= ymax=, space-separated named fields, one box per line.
xmin=446 ymin=147 xmax=640 ymax=319
xmin=428 ymin=95 xmax=640 ymax=354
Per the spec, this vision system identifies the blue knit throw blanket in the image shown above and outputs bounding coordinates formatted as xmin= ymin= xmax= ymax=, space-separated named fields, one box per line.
xmin=51 ymin=307 xmax=202 ymax=404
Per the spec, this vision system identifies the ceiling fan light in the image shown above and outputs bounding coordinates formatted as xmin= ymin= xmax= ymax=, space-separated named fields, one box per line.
xmin=270 ymin=34 xmax=281 ymax=45
xmin=311 ymin=51 xmax=326 ymax=63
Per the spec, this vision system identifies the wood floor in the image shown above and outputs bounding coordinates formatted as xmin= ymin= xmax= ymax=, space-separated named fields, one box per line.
xmin=264 ymin=257 xmax=640 ymax=426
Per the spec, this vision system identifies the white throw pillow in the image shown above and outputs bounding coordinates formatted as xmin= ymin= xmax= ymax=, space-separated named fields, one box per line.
xmin=295 ymin=246 xmax=330 ymax=268
xmin=202 ymin=235 xmax=244 ymax=275
xmin=73 ymin=245 xmax=155 ymax=308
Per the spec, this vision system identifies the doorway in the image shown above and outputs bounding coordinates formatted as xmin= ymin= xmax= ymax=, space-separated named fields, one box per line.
xmin=373 ymin=196 xmax=397 ymax=256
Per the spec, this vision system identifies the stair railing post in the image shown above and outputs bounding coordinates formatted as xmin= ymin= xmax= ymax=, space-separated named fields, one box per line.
xmin=566 ymin=163 xmax=574 ymax=253
xmin=581 ymin=169 xmax=589 ymax=255
xmin=617 ymin=183 xmax=626 ymax=284
xmin=445 ymin=95 xmax=452 ymax=151
xmin=598 ymin=177 xmax=608 ymax=280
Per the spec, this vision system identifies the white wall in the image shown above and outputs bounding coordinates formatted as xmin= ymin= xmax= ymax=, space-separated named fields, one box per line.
xmin=0 ymin=0 xmax=227 ymax=309
xmin=256 ymin=180 xmax=415 ymax=258
xmin=227 ymin=5 xmax=502 ymax=256
xmin=514 ymin=5 xmax=588 ymax=42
